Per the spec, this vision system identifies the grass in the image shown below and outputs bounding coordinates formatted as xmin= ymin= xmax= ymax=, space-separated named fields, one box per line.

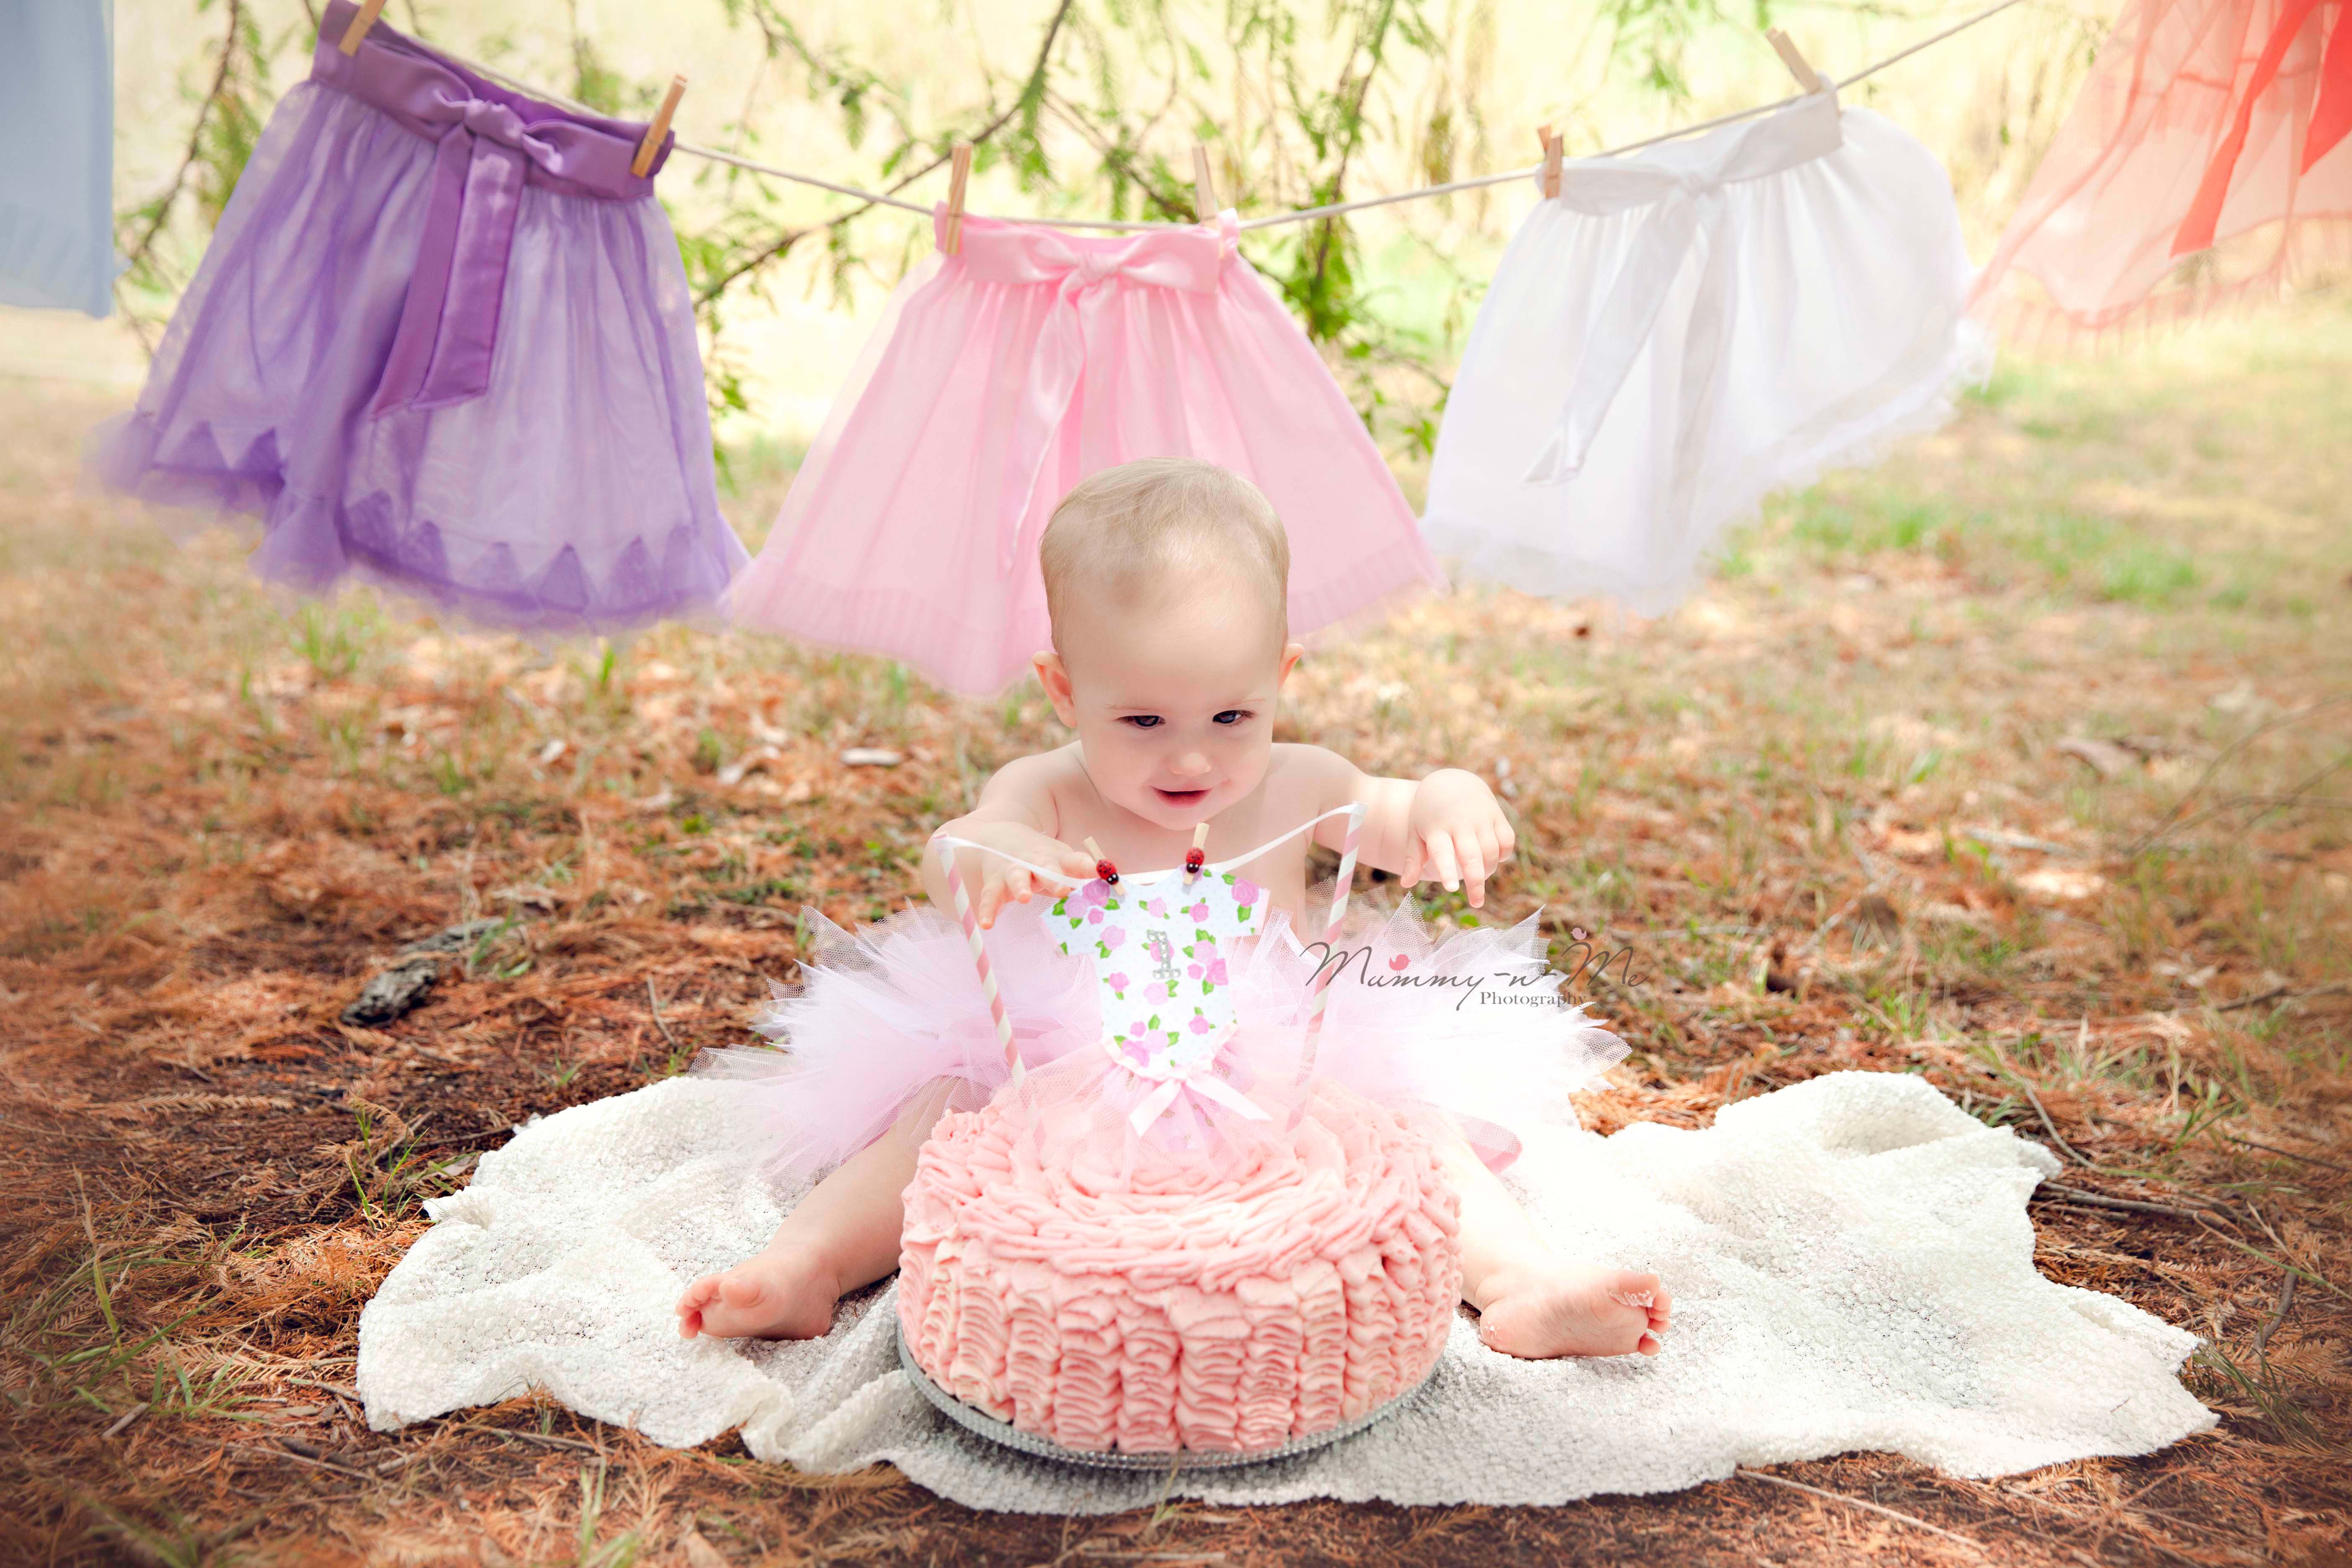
xmin=0 ymin=293 xmax=2349 ymax=1563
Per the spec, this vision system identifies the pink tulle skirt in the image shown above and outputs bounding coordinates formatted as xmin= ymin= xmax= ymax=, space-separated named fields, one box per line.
xmin=1973 ymin=0 xmax=2352 ymax=343
xmin=722 ymin=209 xmax=1444 ymax=696
xmin=694 ymin=894 xmax=1627 ymax=1185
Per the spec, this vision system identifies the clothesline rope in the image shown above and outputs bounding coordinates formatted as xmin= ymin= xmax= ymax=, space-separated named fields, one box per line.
xmin=467 ymin=0 xmax=2030 ymax=235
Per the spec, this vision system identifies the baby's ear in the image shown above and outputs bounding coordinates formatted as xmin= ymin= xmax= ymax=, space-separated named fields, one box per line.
xmin=1277 ymin=641 xmax=1306 ymax=686
xmin=1032 ymin=649 xmax=1080 ymax=727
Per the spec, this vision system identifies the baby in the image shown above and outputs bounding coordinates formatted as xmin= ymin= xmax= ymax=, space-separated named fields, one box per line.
xmin=677 ymin=458 xmax=1670 ymax=1360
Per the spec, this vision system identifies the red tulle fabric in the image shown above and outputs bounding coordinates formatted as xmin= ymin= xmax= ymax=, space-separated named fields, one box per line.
xmin=1972 ymin=0 xmax=2352 ymax=343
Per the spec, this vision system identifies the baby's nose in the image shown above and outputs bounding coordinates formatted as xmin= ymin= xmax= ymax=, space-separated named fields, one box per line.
xmin=1170 ymin=750 xmax=1212 ymax=777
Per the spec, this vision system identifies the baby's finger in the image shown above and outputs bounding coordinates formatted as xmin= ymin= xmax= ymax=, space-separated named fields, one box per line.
xmin=1457 ymin=833 xmax=1489 ymax=908
xmin=1455 ymin=829 xmax=1488 ymax=886
xmin=1476 ymin=823 xmax=1504 ymax=875
xmin=1427 ymin=833 xmax=1462 ymax=892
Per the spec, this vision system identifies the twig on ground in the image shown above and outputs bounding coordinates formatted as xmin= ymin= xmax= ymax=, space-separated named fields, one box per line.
xmin=487 ymin=1427 xmax=601 ymax=1453
xmin=102 ymin=1402 xmax=148 ymax=1439
xmin=2220 ymin=979 xmax=2352 ymax=1014
xmin=230 ymin=1442 xmax=375 ymax=1482
xmin=2015 ymin=1076 xmax=2087 ymax=1166
xmin=2253 ymin=1273 xmax=2297 ymax=1355
xmin=2194 ymin=1217 xmax=2345 ymax=1299
xmin=647 ymin=977 xmax=682 ymax=1053
xmin=2036 ymin=1185 xmax=2239 ymax=1228
xmin=2124 ymin=693 xmax=2352 ymax=856
xmin=2225 ymin=1135 xmax=2352 ymax=1175
xmin=1733 ymin=1470 xmax=1985 ymax=1553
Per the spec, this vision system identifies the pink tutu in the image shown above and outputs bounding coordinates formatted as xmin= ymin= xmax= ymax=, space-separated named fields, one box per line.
xmin=695 ymin=890 xmax=1627 ymax=1184
xmin=1973 ymin=0 xmax=2352 ymax=343
xmin=723 ymin=209 xmax=1444 ymax=696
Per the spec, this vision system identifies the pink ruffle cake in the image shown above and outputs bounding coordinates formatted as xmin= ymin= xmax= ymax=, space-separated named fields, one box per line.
xmin=897 ymin=1079 xmax=1463 ymax=1454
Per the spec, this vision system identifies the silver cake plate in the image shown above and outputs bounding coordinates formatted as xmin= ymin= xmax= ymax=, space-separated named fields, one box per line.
xmin=897 ymin=1320 xmax=1433 ymax=1471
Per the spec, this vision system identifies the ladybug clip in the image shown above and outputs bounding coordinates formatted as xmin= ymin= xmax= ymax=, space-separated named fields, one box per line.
xmin=1081 ymin=836 xmax=1118 ymax=886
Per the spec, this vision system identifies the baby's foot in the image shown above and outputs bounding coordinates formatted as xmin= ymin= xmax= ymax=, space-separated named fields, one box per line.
xmin=675 ymin=1247 xmax=842 ymax=1341
xmin=1474 ymin=1262 xmax=1672 ymax=1359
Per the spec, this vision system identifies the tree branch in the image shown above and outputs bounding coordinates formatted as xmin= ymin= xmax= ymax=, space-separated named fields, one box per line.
xmin=695 ymin=0 xmax=1078 ymax=308
xmin=120 ymin=0 xmax=245 ymax=285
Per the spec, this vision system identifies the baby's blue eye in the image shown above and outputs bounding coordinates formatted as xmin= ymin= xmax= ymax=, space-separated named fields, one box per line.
xmin=1213 ymin=710 xmax=1252 ymax=725
xmin=1123 ymin=715 xmax=1163 ymax=730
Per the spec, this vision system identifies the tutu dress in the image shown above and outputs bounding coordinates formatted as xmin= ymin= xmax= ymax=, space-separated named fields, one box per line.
xmin=1421 ymin=91 xmax=1986 ymax=616
xmin=695 ymin=807 xmax=1627 ymax=1183
xmin=92 ymin=0 xmax=747 ymax=635
xmin=0 ymin=0 xmax=116 ymax=317
xmin=1972 ymin=0 xmax=2352 ymax=342
xmin=724 ymin=211 xmax=1444 ymax=696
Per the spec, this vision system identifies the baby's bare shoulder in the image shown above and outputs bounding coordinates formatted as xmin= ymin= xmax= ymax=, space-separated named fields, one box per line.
xmin=978 ymin=745 xmax=1086 ymax=830
xmin=1263 ymin=743 xmax=1361 ymax=807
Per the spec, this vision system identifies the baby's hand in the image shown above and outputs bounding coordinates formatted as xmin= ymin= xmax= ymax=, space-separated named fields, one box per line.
xmin=1398 ymin=769 xmax=1515 ymax=908
xmin=963 ymin=824 xmax=1098 ymax=928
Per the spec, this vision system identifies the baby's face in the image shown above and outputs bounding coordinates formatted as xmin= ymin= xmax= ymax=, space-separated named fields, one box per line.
xmin=1037 ymin=569 xmax=1301 ymax=834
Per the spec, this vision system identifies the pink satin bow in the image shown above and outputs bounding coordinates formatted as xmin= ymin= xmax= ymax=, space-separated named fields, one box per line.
xmin=1104 ymin=1025 xmax=1274 ymax=1136
xmin=931 ymin=210 xmax=1234 ymax=574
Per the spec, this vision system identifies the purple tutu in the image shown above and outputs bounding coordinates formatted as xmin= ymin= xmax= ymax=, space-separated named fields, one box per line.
xmin=91 ymin=0 xmax=747 ymax=634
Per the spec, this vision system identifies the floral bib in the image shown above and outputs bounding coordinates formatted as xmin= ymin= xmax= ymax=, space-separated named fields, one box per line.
xmin=1047 ymin=871 xmax=1266 ymax=1075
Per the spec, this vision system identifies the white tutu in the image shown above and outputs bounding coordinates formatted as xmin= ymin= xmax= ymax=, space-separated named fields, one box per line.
xmin=1421 ymin=90 xmax=1989 ymax=616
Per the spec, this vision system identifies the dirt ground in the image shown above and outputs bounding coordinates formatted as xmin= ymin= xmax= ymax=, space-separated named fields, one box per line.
xmin=3 ymin=295 xmax=2349 ymax=1565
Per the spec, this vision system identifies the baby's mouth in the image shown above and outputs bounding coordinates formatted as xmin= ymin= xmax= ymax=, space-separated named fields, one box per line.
xmin=1153 ymin=786 xmax=1212 ymax=808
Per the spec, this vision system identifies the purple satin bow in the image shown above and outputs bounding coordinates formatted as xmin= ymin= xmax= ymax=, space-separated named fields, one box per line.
xmin=309 ymin=0 xmax=667 ymax=418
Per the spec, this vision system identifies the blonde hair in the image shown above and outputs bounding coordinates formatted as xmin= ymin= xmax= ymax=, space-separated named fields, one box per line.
xmin=1038 ymin=459 xmax=1290 ymax=650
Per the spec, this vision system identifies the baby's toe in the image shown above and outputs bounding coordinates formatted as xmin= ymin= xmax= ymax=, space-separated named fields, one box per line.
xmin=717 ymin=1269 xmax=769 ymax=1310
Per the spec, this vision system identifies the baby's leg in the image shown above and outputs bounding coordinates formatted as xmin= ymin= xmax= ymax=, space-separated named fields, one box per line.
xmin=1434 ymin=1120 xmax=1671 ymax=1359
xmin=676 ymin=1081 xmax=961 ymax=1340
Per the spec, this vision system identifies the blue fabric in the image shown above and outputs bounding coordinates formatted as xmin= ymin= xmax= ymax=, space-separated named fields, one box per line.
xmin=0 ymin=0 xmax=116 ymax=317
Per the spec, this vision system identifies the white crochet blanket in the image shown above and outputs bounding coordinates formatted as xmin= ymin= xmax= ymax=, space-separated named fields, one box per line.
xmin=357 ymin=1070 xmax=2214 ymax=1511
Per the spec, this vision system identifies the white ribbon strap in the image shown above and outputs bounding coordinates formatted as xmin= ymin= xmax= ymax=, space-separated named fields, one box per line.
xmin=1525 ymin=90 xmax=1845 ymax=484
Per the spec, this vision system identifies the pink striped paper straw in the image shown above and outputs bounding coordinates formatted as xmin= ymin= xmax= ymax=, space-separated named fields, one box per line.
xmin=932 ymin=832 xmax=1022 ymax=1083
xmin=1294 ymin=802 xmax=1367 ymax=1102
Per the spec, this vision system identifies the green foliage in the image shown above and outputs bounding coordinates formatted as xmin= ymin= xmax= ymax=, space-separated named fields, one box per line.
xmin=120 ymin=0 xmax=1733 ymax=440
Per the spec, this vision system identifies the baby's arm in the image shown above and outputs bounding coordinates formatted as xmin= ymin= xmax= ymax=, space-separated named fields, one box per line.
xmin=920 ymin=752 xmax=1098 ymax=928
xmin=1293 ymin=748 xmax=1515 ymax=908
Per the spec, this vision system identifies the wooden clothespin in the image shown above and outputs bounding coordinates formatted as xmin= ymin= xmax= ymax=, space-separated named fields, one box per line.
xmin=337 ymin=0 xmax=387 ymax=55
xmin=631 ymin=76 xmax=687 ymax=179
xmin=1537 ymin=124 xmax=1563 ymax=199
xmin=1191 ymin=144 xmax=1219 ymax=223
xmin=1766 ymin=28 xmax=1826 ymax=94
xmin=943 ymin=142 xmax=975 ymax=255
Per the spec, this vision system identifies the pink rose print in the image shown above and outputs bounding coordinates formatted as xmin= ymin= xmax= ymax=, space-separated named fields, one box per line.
xmin=1083 ymin=880 xmax=1111 ymax=908
xmin=1106 ymin=972 xmax=1130 ymax=993
xmin=1188 ymin=901 xmax=1209 ymax=921
xmin=1231 ymin=878 xmax=1261 ymax=906
xmin=1187 ymin=963 xmax=1203 ymax=980
xmin=1087 ymin=908 xmax=1104 ymax=924
xmin=1145 ymin=897 xmax=1168 ymax=918
xmin=1128 ymin=1019 xmax=1150 ymax=1039
xmin=1145 ymin=983 xmax=1168 ymax=1005
xmin=1101 ymin=926 xmax=1126 ymax=950
xmin=1186 ymin=1014 xmax=1213 ymax=1034
xmin=1124 ymin=1038 xmax=1153 ymax=1066
xmin=1204 ymin=959 xmax=1229 ymax=986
